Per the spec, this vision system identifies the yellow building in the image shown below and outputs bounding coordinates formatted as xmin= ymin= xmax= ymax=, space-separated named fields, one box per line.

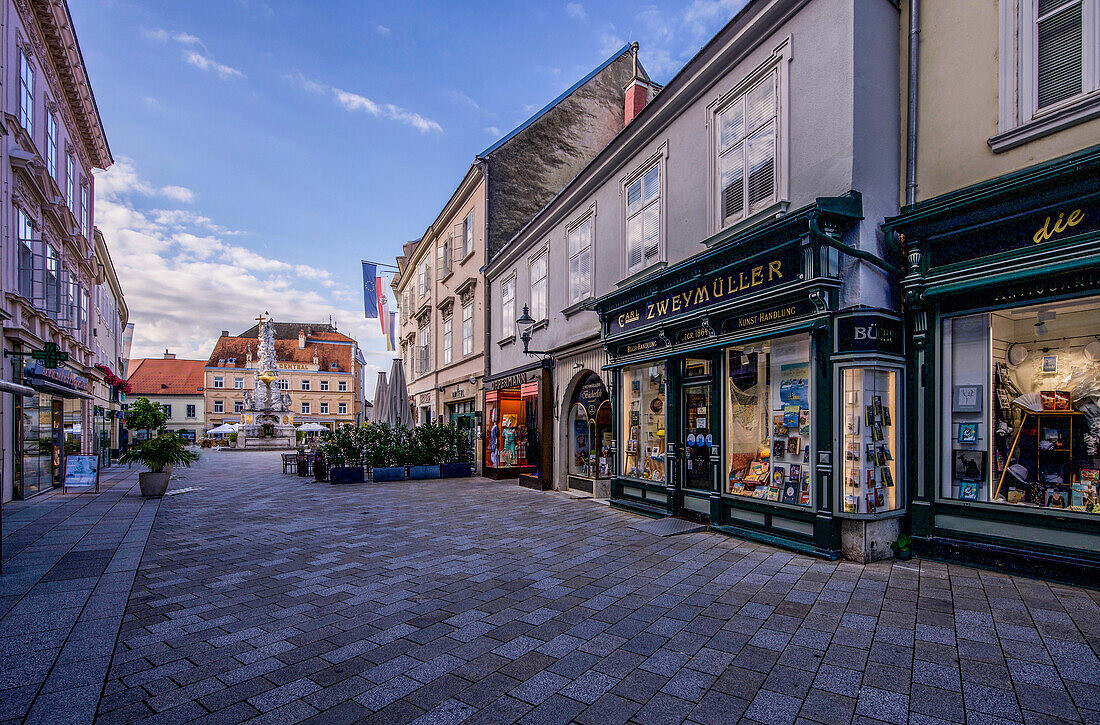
xmin=204 ymin=322 xmax=363 ymax=432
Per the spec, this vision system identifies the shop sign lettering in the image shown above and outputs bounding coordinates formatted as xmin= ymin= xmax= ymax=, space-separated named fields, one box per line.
xmin=609 ymin=247 xmax=800 ymax=336
xmin=835 ymin=313 xmax=904 ymax=355
xmin=489 ymin=372 xmax=533 ymax=391
xmin=728 ymin=299 xmax=816 ymax=332
xmin=24 ymin=361 xmax=90 ymax=391
xmin=576 ymin=375 xmax=608 ymax=415
xmin=678 ymin=325 xmax=712 ymax=343
xmin=620 ymin=339 xmax=661 ymax=356
xmin=930 ymin=201 xmax=1096 ymax=267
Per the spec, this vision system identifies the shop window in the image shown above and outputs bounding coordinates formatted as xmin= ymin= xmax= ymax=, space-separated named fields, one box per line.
xmin=839 ymin=366 xmax=903 ymax=513
xmin=621 ymin=363 xmax=666 ymax=481
xmin=485 ymin=387 xmax=535 ymax=469
xmin=569 ymin=373 xmax=611 ymax=479
xmin=941 ymin=296 xmax=1100 ymax=513
xmin=724 ymin=334 xmax=813 ymax=507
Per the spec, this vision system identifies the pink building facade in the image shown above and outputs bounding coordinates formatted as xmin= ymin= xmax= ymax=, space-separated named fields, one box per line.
xmin=0 ymin=0 xmax=113 ymax=501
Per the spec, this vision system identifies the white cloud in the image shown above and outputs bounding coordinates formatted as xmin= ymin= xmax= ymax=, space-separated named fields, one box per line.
xmin=145 ymin=28 xmax=245 ymax=81
xmin=599 ymin=32 xmax=627 ymax=57
xmin=92 ymin=158 xmax=394 ymax=384
xmin=159 ymin=185 xmax=195 ymax=203
xmin=484 ymin=126 xmax=502 ymax=136
xmin=289 ymin=72 xmax=442 ymax=134
xmin=376 ymin=24 xmax=391 ymax=36
xmin=183 ymin=50 xmax=245 ymax=80
xmin=565 ymin=2 xmax=587 ymax=20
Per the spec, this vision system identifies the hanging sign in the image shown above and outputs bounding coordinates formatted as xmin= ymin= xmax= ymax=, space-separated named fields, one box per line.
xmin=834 ymin=312 xmax=904 ymax=356
xmin=929 ymin=201 xmax=1097 ymax=267
xmin=24 ymin=361 xmax=90 ymax=391
xmin=608 ymin=247 xmax=800 ymax=336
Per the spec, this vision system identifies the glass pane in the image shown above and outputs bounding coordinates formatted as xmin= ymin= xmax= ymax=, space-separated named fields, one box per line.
xmin=622 ymin=363 xmax=666 ymax=481
xmin=841 ymin=367 xmax=901 ymax=513
xmin=725 ymin=334 xmax=812 ymax=507
xmin=1037 ymin=3 xmax=1083 ymax=109
xmin=684 ymin=384 xmax=713 ymax=491
xmin=719 ymin=144 xmax=745 ymax=222
xmin=643 ymin=204 xmax=660 ymax=261
xmin=569 ymin=404 xmax=591 ymax=477
xmin=747 ymin=122 xmax=776 ymax=212
xmin=642 ymin=164 xmax=659 ymax=203
xmin=627 ymin=214 xmax=643 ymax=270
xmin=719 ymin=100 xmax=744 ymax=152
xmin=627 ymin=178 xmax=642 ymax=214
xmin=746 ymin=73 xmax=776 ymax=131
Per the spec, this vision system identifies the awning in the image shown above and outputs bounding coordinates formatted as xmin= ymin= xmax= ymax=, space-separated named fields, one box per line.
xmin=24 ymin=378 xmax=94 ymax=399
xmin=0 ymin=378 xmax=35 ymax=396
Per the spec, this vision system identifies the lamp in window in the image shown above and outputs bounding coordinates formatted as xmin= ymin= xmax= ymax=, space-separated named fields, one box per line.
xmin=516 ymin=304 xmax=553 ymax=364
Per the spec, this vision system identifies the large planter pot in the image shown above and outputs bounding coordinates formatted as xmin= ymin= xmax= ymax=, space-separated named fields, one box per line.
xmin=138 ymin=471 xmax=170 ymax=498
xmin=441 ymin=462 xmax=473 ymax=478
xmin=329 ymin=466 xmax=364 ymax=484
xmin=372 ymin=466 xmax=406 ymax=482
xmin=409 ymin=465 xmax=441 ymax=480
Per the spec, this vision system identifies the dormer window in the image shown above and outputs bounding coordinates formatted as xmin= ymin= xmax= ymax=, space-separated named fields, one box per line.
xmin=227 ymin=357 xmax=236 ymax=364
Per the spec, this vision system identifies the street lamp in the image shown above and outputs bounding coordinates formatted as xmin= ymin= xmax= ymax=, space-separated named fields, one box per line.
xmin=516 ymin=304 xmax=553 ymax=364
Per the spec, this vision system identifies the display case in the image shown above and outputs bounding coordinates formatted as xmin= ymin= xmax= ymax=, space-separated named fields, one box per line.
xmin=621 ymin=363 xmax=667 ymax=482
xmin=838 ymin=364 xmax=903 ymax=514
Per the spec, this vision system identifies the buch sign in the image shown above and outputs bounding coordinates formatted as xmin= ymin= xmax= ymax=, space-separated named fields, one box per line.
xmin=835 ymin=312 xmax=904 ymax=355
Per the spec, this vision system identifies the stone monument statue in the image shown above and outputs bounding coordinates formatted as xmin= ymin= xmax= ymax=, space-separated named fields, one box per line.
xmin=236 ymin=313 xmax=296 ymax=449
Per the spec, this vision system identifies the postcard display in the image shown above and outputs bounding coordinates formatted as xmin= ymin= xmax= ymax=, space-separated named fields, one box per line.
xmin=622 ymin=363 xmax=667 ymax=482
xmin=725 ymin=334 xmax=813 ymax=506
xmin=840 ymin=368 xmax=901 ymax=513
xmin=943 ymin=298 xmax=1100 ymax=512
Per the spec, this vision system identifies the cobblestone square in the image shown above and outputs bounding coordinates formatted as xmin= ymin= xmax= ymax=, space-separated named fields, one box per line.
xmin=3 ymin=451 xmax=1100 ymax=724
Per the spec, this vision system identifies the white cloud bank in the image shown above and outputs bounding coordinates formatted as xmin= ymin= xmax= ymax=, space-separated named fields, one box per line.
xmin=94 ymin=158 xmax=397 ymax=390
xmin=146 ymin=28 xmax=245 ymax=80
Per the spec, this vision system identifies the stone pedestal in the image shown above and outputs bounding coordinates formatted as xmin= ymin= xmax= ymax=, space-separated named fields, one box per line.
xmin=841 ymin=517 xmax=900 ymax=563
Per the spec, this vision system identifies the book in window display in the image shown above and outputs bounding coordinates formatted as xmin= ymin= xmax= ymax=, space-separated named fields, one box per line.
xmin=840 ymin=366 xmax=901 ymax=513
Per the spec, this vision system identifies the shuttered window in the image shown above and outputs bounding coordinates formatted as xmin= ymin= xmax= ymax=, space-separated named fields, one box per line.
xmin=1036 ymin=0 xmax=1086 ymax=109
xmin=716 ymin=71 xmax=778 ymax=228
xmin=530 ymin=250 xmax=548 ymax=321
xmin=625 ymin=164 xmax=660 ymax=276
xmin=568 ymin=216 xmax=593 ymax=305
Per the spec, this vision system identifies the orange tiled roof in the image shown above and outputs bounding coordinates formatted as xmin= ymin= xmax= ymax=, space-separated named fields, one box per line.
xmin=127 ymin=358 xmax=206 ymax=396
xmin=206 ymin=336 xmax=355 ymax=373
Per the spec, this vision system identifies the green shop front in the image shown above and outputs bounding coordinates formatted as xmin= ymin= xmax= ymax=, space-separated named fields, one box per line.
xmin=890 ymin=145 xmax=1100 ymax=583
xmin=594 ymin=196 xmax=907 ymax=560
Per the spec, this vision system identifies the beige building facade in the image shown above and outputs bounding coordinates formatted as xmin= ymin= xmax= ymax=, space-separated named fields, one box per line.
xmin=903 ymin=0 xmax=1100 ymax=203
xmin=204 ymin=324 xmax=362 ymax=432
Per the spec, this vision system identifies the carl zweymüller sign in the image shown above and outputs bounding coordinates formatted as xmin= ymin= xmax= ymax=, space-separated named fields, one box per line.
xmin=608 ymin=246 xmax=800 ymax=336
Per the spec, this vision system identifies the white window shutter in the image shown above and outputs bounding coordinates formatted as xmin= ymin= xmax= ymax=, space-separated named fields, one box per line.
xmin=627 ymin=214 xmax=643 ymax=271
xmin=747 ymin=121 xmax=776 ymax=213
xmin=1036 ymin=2 xmax=1083 ymax=109
xmin=643 ymin=204 xmax=660 ymax=263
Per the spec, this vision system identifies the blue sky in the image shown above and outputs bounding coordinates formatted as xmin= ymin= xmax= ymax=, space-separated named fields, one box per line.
xmin=76 ymin=0 xmax=746 ymax=390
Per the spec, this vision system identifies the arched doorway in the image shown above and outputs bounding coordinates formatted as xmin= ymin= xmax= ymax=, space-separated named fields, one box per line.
xmin=562 ymin=371 xmax=611 ymax=496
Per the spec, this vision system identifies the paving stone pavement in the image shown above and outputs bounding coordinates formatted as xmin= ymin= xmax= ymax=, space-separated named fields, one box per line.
xmin=1 ymin=463 xmax=154 ymax=725
xmin=8 ymin=451 xmax=1100 ymax=725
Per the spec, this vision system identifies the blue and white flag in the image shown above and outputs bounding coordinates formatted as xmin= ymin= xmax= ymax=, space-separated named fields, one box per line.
xmin=362 ymin=262 xmax=378 ymax=318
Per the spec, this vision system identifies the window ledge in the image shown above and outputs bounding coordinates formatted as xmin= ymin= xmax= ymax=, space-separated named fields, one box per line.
xmin=532 ymin=319 xmax=549 ymax=331
xmin=441 ymin=270 xmax=454 ymax=284
xmin=497 ymin=335 xmax=515 ymax=348
xmin=616 ymin=261 xmax=667 ymax=289
xmin=989 ymin=92 xmax=1100 ymax=153
xmin=460 ymin=250 xmax=476 ymax=265
xmin=708 ymin=201 xmax=790 ymax=246
xmin=561 ymin=298 xmax=593 ymax=318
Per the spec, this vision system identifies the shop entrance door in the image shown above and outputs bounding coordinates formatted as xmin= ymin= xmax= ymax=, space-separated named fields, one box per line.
xmin=448 ymin=402 xmax=476 ymax=463
xmin=682 ymin=383 xmax=714 ymax=493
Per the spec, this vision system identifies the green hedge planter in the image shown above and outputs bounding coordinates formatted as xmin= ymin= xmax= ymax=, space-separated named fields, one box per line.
xmin=372 ymin=466 xmax=406 ymax=482
xmin=409 ymin=465 xmax=441 ymax=480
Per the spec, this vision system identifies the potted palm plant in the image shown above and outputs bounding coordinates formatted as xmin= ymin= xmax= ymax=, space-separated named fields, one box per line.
xmin=119 ymin=432 xmax=199 ymax=498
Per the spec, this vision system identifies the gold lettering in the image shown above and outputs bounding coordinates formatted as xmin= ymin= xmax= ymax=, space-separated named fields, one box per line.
xmin=671 ymin=295 xmax=681 ymax=312
xmin=751 ymin=265 xmax=763 ymax=286
xmin=645 ymin=304 xmax=655 ymax=320
xmin=680 ymin=292 xmax=692 ymax=308
xmin=694 ymin=286 xmax=709 ymax=305
xmin=1032 ymin=208 xmax=1085 ymax=244
xmin=738 ymin=271 xmax=748 ymax=290
xmin=712 ymin=278 xmax=724 ymax=297
xmin=769 ymin=260 xmax=783 ymax=280
xmin=1067 ymin=208 xmax=1084 ymax=227
xmin=656 ymin=299 xmax=669 ymax=316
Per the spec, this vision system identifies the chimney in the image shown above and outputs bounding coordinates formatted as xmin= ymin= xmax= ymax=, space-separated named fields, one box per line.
xmin=220 ymin=330 xmax=229 ymax=337
xmin=246 ymin=346 xmax=252 ymax=368
xmin=298 ymin=328 xmax=306 ymax=349
xmin=163 ymin=349 xmax=175 ymax=359
xmin=623 ymin=42 xmax=653 ymax=126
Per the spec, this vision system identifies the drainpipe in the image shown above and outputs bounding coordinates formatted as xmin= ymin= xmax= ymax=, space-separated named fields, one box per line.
xmin=476 ymin=157 xmax=490 ymax=475
xmin=905 ymin=0 xmax=920 ymax=206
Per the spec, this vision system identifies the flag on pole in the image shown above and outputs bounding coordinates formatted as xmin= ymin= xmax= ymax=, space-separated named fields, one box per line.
xmin=376 ymin=275 xmax=387 ymax=334
xmin=387 ymin=311 xmax=397 ymax=351
xmin=362 ymin=262 xmax=378 ymax=318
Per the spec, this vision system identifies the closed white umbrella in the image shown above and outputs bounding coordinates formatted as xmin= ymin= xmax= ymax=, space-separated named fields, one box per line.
xmin=388 ymin=358 xmax=410 ymax=427
xmin=370 ymin=371 xmax=388 ymax=423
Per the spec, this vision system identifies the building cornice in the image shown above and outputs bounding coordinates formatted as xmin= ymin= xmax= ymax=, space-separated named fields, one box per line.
xmin=20 ymin=0 xmax=112 ymax=168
